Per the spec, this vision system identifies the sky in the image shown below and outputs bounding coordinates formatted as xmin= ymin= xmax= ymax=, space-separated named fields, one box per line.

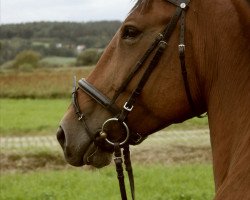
xmin=0 ymin=0 xmax=135 ymax=24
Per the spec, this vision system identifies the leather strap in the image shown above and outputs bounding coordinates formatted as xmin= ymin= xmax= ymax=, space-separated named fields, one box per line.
xmin=123 ymin=146 xmax=135 ymax=200
xmin=178 ymin=9 xmax=206 ymax=118
xmin=178 ymin=11 xmax=197 ymax=115
xmin=72 ymin=76 xmax=94 ymax=140
xmin=111 ymin=34 xmax=163 ymax=104
xmin=78 ymin=79 xmax=121 ymax=115
xmin=118 ymin=5 xmax=184 ymax=123
xmin=114 ymin=144 xmax=135 ymax=200
xmin=114 ymin=143 xmax=128 ymax=200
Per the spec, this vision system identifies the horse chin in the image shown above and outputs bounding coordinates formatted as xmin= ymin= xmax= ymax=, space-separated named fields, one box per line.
xmin=83 ymin=143 xmax=112 ymax=168
xmin=63 ymin=141 xmax=112 ymax=168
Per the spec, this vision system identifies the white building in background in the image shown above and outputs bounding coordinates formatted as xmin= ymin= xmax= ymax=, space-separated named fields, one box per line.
xmin=76 ymin=45 xmax=86 ymax=54
xmin=56 ymin=43 xmax=63 ymax=48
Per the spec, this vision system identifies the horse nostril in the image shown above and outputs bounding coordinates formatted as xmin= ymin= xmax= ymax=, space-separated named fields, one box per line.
xmin=57 ymin=126 xmax=66 ymax=148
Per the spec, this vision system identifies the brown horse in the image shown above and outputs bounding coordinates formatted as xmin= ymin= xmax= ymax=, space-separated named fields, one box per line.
xmin=57 ymin=0 xmax=250 ymax=199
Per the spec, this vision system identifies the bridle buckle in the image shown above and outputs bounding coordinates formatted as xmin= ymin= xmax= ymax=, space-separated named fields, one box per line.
xmin=123 ymin=102 xmax=134 ymax=112
xmin=178 ymin=44 xmax=185 ymax=52
xmin=78 ymin=114 xmax=84 ymax=121
xmin=180 ymin=3 xmax=187 ymax=9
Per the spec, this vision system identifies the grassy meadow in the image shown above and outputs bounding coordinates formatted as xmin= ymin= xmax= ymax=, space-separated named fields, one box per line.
xmin=0 ymin=164 xmax=214 ymax=200
xmin=0 ymin=98 xmax=70 ymax=135
xmin=40 ymin=56 xmax=76 ymax=66
xmin=0 ymin=67 xmax=94 ymax=98
xmin=0 ymin=98 xmax=208 ymax=136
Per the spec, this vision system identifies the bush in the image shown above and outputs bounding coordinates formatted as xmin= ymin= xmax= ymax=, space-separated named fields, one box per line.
xmin=76 ymin=49 xmax=103 ymax=66
xmin=13 ymin=50 xmax=41 ymax=70
xmin=18 ymin=63 xmax=34 ymax=72
xmin=0 ymin=60 xmax=15 ymax=70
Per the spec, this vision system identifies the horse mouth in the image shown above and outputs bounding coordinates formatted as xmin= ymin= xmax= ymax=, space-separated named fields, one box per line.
xmin=57 ymin=126 xmax=112 ymax=168
xmin=83 ymin=142 xmax=112 ymax=168
xmin=62 ymin=141 xmax=112 ymax=168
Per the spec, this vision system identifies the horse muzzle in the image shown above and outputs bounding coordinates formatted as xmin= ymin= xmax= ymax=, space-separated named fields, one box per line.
xmin=57 ymin=126 xmax=112 ymax=168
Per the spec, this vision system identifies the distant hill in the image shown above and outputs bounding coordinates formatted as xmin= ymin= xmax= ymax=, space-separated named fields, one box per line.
xmin=0 ymin=21 xmax=121 ymax=42
xmin=0 ymin=21 xmax=122 ymax=65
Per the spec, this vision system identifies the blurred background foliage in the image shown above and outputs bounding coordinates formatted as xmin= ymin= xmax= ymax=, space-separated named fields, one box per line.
xmin=0 ymin=21 xmax=121 ymax=68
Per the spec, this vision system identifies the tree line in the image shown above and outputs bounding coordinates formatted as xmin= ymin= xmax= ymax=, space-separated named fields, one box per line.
xmin=0 ymin=21 xmax=121 ymax=65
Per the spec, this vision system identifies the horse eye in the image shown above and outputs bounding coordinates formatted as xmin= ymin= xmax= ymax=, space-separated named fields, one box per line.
xmin=122 ymin=26 xmax=141 ymax=39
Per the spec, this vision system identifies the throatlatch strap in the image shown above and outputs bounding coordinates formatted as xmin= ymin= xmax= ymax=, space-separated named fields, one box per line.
xmin=178 ymin=11 xmax=206 ymax=118
xmin=178 ymin=11 xmax=197 ymax=114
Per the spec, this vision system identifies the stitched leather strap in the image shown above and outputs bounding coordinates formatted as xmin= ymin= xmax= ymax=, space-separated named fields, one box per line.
xmin=114 ymin=144 xmax=135 ymax=200
xmin=78 ymin=79 xmax=120 ymax=115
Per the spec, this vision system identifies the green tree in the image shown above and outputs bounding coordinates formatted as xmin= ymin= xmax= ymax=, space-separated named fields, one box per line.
xmin=0 ymin=21 xmax=121 ymax=64
xmin=13 ymin=50 xmax=41 ymax=69
xmin=76 ymin=49 xmax=103 ymax=66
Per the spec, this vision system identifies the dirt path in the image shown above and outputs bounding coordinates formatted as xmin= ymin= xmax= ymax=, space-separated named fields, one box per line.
xmin=0 ymin=129 xmax=211 ymax=172
xmin=0 ymin=129 xmax=210 ymax=150
xmin=0 ymin=135 xmax=59 ymax=150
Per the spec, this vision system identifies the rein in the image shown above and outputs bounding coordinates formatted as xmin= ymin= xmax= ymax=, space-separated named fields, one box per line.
xmin=71 ymin=0 xmax=199 ymax=199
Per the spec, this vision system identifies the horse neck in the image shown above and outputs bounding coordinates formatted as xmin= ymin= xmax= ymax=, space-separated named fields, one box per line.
xmin=192 ymin=0 xmax=250 ymax=134
xmin=193 ymin=0 xmax=250 ymax=190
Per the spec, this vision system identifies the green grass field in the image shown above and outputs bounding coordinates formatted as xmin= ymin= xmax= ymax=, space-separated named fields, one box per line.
xmin=40 ymin=56 xmax=76 ymax=66
xmin=0 ymin=164 xmax=214 ymax=200
xmin=0 ymin=99 xmax=208 ymax=136
xmin=0 ymin=99 xmax=70 ymax=135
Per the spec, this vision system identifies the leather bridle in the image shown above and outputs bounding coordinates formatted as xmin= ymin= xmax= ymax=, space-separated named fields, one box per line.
xmin=72 ymin=0 xmax=200 ymax=199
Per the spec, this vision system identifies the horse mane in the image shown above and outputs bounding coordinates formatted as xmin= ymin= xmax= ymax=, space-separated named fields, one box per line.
xmin=231 ymin=0 xmax=250 ymax=39
xmin=131 ymin=0 xmax=250 ymax=40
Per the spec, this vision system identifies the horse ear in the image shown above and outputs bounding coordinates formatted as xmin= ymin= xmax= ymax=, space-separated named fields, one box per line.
xmin=232 ymin=0 xmax=250 ymax=39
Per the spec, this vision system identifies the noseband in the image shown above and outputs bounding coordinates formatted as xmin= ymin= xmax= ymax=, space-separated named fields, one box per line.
xmin=72 ymin=0 xmax=196 ymax=199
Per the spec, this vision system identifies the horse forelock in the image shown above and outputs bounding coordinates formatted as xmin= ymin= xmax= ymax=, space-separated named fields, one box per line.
xmin=130 ymin=0 xmax=153 ymax=13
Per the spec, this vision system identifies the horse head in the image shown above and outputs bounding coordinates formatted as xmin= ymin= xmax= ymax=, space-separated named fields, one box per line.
xmin=57 ymin=0 xmax=250 ymax=199
xmin=57 ymin=0 xmax=206 ymax=168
